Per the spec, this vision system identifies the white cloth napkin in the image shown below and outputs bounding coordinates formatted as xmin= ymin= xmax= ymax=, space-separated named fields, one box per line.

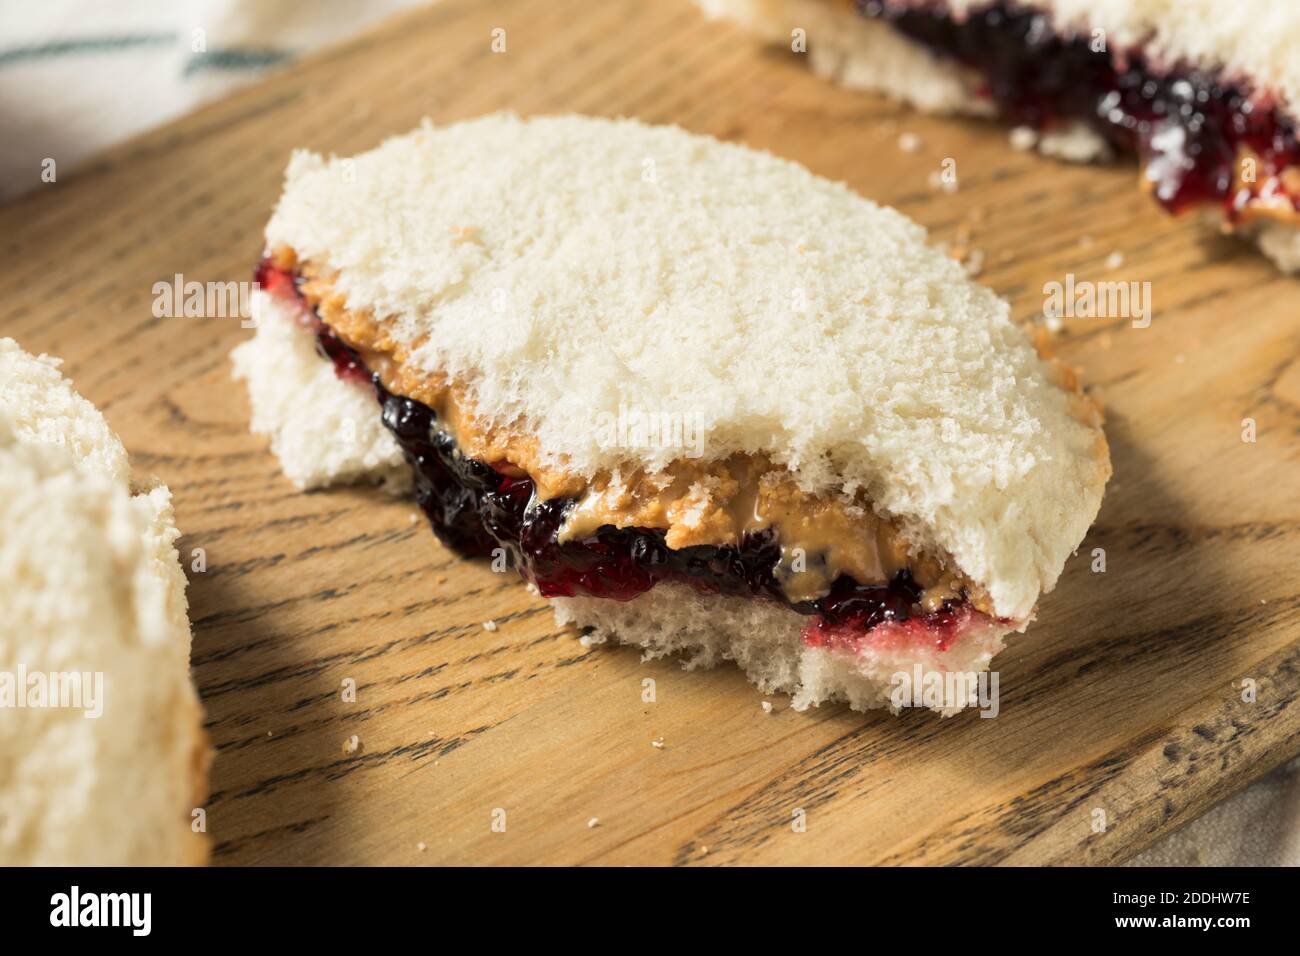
xmin=0 ymin=0 xmax=427 ymax=199
xmin=2 ymin=0 xmax=1295 ymax=868
xmin=1129 ymin=755 xmax=1300 ymax=866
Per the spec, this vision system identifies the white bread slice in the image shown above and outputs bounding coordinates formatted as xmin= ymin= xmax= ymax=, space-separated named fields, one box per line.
xmin=700 ymin=0 xmax=1299 ymax=270
xmin=0 ymin=339 xmax=208 ymax=866
xmin=231 ymin=290 xmax=408 ymax=492
xmin=553 ymin=580 xmax=1009 ymax=715
xmin=258 ymin=113 xmax=1109 ymax=624
xmin=0 ymin=337 xmax=133 ymax=486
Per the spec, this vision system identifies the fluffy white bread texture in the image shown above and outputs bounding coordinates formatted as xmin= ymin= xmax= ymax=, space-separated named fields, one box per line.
xmin=0 ymin=339 xmax=207 ymax=866
xmin=0 ymin=337 xmax=133 ymax=486
xmin=231 ymin=290 xmax=408 ymax=492
xmin=553 ymin=581 xmax=1009 ymax=715
xmin=261 ymin=113 xmax=1107 ymax=623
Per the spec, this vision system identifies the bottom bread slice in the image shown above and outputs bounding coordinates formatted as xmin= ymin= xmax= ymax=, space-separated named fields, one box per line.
xmin=231 ymin=290 xmax=409 ymax=492
xmin=1249 ymin=221 xmax=1300 ymax=273
xmin=552 ymin=580 xmax=1014 ymax=716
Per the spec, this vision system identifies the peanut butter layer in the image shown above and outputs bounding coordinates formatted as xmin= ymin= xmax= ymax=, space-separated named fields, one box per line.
xmin=560 ymin=456 xmax=971 ymax=607
xmin=285 ymin=250 xmax=584 ymax=501
xmin=279 ymin=247 xmax=989 ymax=613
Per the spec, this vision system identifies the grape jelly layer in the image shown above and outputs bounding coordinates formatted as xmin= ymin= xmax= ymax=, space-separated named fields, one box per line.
xmin=378 ymin=383 xmax=974 ymax=645
xmin=257 ymin=259 xmax=976 ymax=649
xmin=857 ymin=0 xmax=1300 ymax=219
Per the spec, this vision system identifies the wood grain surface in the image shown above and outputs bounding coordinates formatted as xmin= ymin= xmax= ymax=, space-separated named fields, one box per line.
xmin=2 ymin=0 xmax=1299 ymax=866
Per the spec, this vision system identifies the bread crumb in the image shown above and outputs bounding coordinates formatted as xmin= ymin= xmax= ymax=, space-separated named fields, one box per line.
xmin=1105 ymin=251 xmax=1124 ymax=269
xmin=898 ymin=132 xmax=921 ymax=152
xmin=1009 ymin=126 xmax=1038 ymax=151
xmin=652 ymin=736 xmax=665 ymax=749
xmin=482 ymin=619 xmax=498 ymax=632
xmin=343 ymin=734 xmax=360 ymax=754
xmin=944 ymin=240 xmax=984 ymax=278
xmin=761 ymin=700 xmax=773 ymax=714
xmin=416 ymin=841 xmax=427 ymax=851
xmin=587 ymin=817 xmax=600 ymax=828
xmin=927 ymin=169 xmax=957 ymax=194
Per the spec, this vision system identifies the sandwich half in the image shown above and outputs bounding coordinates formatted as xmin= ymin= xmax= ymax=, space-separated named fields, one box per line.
xmin=0 ymin=338 xmax=209 ymax=865
xmin=233 ymin=113 xmax=1110 ymax=715
xmin=699 ymin=0 xmax=1300 ymax=272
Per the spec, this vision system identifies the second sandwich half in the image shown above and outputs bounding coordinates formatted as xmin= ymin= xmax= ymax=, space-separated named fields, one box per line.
xmin=233 ymin=113 xmax=1110 ymax=715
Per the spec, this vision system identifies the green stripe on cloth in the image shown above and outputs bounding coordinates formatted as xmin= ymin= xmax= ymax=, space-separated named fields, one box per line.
xmin=0 ymin=34 xmax=176 ymax=67
xmin=183 ymin=47 xmax=290 ymax=76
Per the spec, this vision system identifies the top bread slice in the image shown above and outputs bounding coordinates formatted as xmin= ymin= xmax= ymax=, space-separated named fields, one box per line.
xmin=262 ymin=113 xmax=1109 ymax=621
xmin=0 ymin=338 xmax=208 ymax=866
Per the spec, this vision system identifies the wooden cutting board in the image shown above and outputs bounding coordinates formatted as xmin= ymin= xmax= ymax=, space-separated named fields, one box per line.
xmin=3 ymin=0 xmax=1299 ymax=866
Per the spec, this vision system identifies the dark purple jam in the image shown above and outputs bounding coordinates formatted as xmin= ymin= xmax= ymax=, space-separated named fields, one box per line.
xmin=857 ymin=0 xmax=1300 ymax=218
xmin=255 ymin=260 xmax=370 ymax=385
xmin=377 ymin=382 xmax=945 ymax=635
xmin=256 ymin=260 xmax=975 ymax=646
